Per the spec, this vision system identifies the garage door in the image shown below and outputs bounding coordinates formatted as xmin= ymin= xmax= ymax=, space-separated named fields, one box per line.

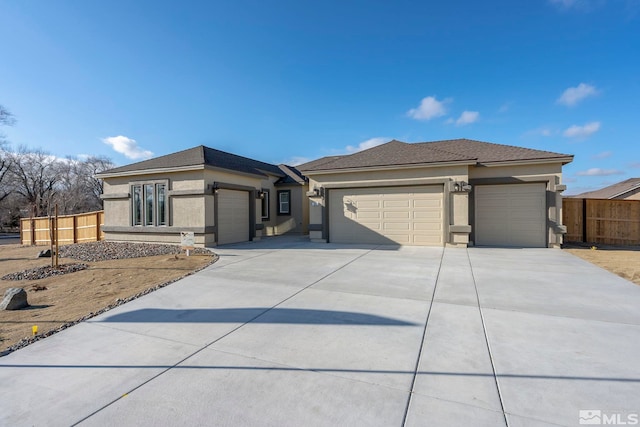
xmin=329 ymin=185 xmax=443 ymax=246
xmin=475 ymin=183 xmax=546 ymax=247
xmin=217 ymin=189 xmax=250 ymax=245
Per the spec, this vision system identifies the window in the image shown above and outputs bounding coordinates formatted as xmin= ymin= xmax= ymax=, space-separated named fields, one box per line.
xmin=277 ymin=190 xmax=290 ymax=215
xmin=157 ymin=184 xmax=167 ymax=226
xmin=132 ymin=182 xmax=168 ymax=226
xmin=261 ymin=189 xmax=270 ymax=220
xmin=144 ymin=184 xmax=154 ymax=225
xmin=133 ymin=185 xmax=143 ymax=226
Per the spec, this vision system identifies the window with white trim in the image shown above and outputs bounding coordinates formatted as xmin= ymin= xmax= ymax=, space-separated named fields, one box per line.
xmin=277 ymin=190 xmax=290 ymax=215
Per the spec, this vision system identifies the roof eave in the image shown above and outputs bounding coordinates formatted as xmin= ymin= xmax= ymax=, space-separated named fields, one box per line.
xmin=96 ymin=164 xmax=206 ymax=179
xmin=300 ymin=160 xmax=477 ymax=175
xmin=477 ymin=156 xmax=574 ymax=167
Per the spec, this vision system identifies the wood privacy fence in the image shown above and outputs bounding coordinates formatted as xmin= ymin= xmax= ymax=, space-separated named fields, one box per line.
xmin=20 ymin=211 xmax=105 ymax=246
xmin=563 ymin=198 xmax=640 ymax=245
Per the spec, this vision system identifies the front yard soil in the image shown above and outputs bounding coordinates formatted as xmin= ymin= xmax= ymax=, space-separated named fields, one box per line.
xmin=0 ymin=244 xmax=216 ymax=355
xmin=564 ymin=244 xmax=640 ymax=286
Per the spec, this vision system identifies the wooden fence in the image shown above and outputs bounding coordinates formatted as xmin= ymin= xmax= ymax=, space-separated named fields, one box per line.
xmin=563 ymin=198 xmax=640 ymax=245
xmin=20 ymin=211 xmax=105 ymax=246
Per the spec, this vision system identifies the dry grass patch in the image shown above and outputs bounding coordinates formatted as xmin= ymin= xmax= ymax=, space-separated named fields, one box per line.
xmin=0 ymin=243 xmax=216 ymax=355
xmin=564 ymin=244 xmax=640 ymax=286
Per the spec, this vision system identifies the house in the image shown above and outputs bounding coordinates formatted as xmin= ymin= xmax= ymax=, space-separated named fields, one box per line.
xmin=573 ymin=178 xmax=640 ymax=200
xmin=97 ymin=138 xmax=573 ymax=248
xmin=297 ymin=139 xmax=573 ymax=248
xmin=96 ymin=146 xmax=309 ymax=247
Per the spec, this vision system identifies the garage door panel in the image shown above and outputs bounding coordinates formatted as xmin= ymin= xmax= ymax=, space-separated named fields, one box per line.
xmin=414 ymin=222 xmax=442 ymax=231
xmin=357 ymin=200 xmax=381 ymax=209
xmin=217 ymin=189 xmax=250 ymax=245
xmin=384 ymin=200 xmax=411 ymax=208
xmin=475 ymin=183 xmax=546 ymax=248
xmin=384 ymin=222 xmax=410 ymax=230
xmin=414 ymin=211 xmax=442 ymax=219
xmin=414 ymin=199 xmax=442 ymax=208
xmin=329 ymin=185 xmax=443 ymax=246
xmin=384 ymin=211 xmax=410 ymax=219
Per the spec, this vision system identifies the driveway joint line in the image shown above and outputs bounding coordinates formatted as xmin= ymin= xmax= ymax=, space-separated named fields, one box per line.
xmin=72 ymin=247 xmax=376 ymax=426
xmin=467 ymin=248 xmax=510 ymax=427
xmin=401 ymin=247 xmax=445 ymax=427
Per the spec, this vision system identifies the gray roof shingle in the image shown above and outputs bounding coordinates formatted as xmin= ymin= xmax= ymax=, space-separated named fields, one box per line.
xmin=99 ymin=145 xmax=284 ymax=177
xmin=298 ymin=139 xmax=573 ymax=172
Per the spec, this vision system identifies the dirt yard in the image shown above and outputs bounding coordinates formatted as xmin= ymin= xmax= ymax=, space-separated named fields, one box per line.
xmin=564 ymin=244 xmax=640 ymax=286
xmin=0 ymin=243 xmax=216 ymax=355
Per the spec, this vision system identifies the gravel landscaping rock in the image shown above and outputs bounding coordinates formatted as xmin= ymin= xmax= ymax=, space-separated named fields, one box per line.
xmin=1 ymin=264 xmax=89 ymax=281
xmin=58 ymin=241 xmax=211 ymax=262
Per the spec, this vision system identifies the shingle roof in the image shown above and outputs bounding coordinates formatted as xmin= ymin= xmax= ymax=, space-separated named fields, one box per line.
xmin=98 ymin=145 xmax=284 ymax=177
xmin=297 ymin=139 xmax=573 ymax=172
xmin=276 ymin=165 xmax=307 ymax=185
xmin=574 ymin=178 xmax=640 ymax=199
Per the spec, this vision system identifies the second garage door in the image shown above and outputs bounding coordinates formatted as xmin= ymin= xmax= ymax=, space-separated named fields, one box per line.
xmin=475 ymin=183 xmax=547 ymax=247
xmin=217 ymin=189 xmax=250 ymax=245
xmin=329 ymin=185 xmax=443 ymax=246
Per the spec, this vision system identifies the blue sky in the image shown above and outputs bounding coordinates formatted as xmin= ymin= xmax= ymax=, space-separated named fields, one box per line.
xmin=1 ymin=0 xmax=639 ymax=194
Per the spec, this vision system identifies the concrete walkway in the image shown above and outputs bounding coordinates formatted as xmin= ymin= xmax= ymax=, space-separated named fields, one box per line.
xmin=1 ymin=237 xmax=639 ymax=426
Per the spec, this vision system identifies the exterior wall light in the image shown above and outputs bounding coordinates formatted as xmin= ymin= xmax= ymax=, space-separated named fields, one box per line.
xmin=306 ymin=187 xmax=324 ymax=198
xmin=452 ymin=181 xmax=472 ymax=193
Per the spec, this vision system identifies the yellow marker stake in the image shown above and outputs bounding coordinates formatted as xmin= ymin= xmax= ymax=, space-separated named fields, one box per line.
xmin=32 ymin=325 xmax=38 ymax=336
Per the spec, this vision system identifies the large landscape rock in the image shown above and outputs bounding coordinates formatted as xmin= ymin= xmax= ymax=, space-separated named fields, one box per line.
xmin=0 ymin=287 xmax=29 ymax=310
xmin=37 ymin=249 xmax=52 ymax=258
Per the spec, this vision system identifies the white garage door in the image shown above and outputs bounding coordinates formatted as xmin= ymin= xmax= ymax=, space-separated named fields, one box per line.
xmin=217 ymin=189 xmax=250 ymax=245
xmin=329 ymin=185 xmax=443 ymax=246
xmin=475 ymin=183 xmax=546 ymax=247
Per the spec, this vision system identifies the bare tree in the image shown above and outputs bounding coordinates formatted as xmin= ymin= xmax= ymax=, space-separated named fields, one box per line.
xmin=8 ymin=148 xmax=59 ymax=217
xmin=53 ymin=155 xmax=114 ymax=214
xmin=81 ymin=156 xmax=115 ymax=207
xmin=0 ymin=104 xmax=15 ymax=208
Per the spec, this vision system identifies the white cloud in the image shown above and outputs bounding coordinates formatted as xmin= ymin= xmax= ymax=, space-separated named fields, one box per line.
xmin=557 ymin=83 xmax=598 ymax=106
xmin=102 ymin=135 xmax=153 ymax=160
xmin=592 ymin=151 xmax=612 ymax=159
xmin=345 ymin=137 xmax=390 ymax=154
xmin=576 ymin=168 xmax=623 ymax=176
xmin=455 ymin=111 xmax=480 ymax=126
xmin=523 ymin=127 xmax=555 ymax=137
xmin=563 ymin=121 xmax=601 ymax=138
xmin=407 ymin=96 xmax=449 ymax=120
xmin=283 ymin=156 xmax=312 ymax=166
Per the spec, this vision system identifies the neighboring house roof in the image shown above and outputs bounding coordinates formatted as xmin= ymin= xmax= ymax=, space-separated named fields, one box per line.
xmin=98 ymin=145 xmax=285 ymax=178
xmin=297 ymin=139 xmax=573 ymax=172
xmin=574 ymin=178 xmax=640 ymax=199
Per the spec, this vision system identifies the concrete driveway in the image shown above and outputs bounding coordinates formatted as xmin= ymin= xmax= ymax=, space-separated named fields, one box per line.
xmin=1 ymin=237 xmax=639 ymax=426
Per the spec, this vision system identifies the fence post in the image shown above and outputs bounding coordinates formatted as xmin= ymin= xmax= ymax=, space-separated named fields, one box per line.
xmin=582 ymin=198 xmax=588 ymax=243
xmin=95 ymin=211 xmax=100 ymax=241
xmin=72 ymin=215 xmax=77 ymax=243
xmin=30 ymin=217 xmax=36 ymax=246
